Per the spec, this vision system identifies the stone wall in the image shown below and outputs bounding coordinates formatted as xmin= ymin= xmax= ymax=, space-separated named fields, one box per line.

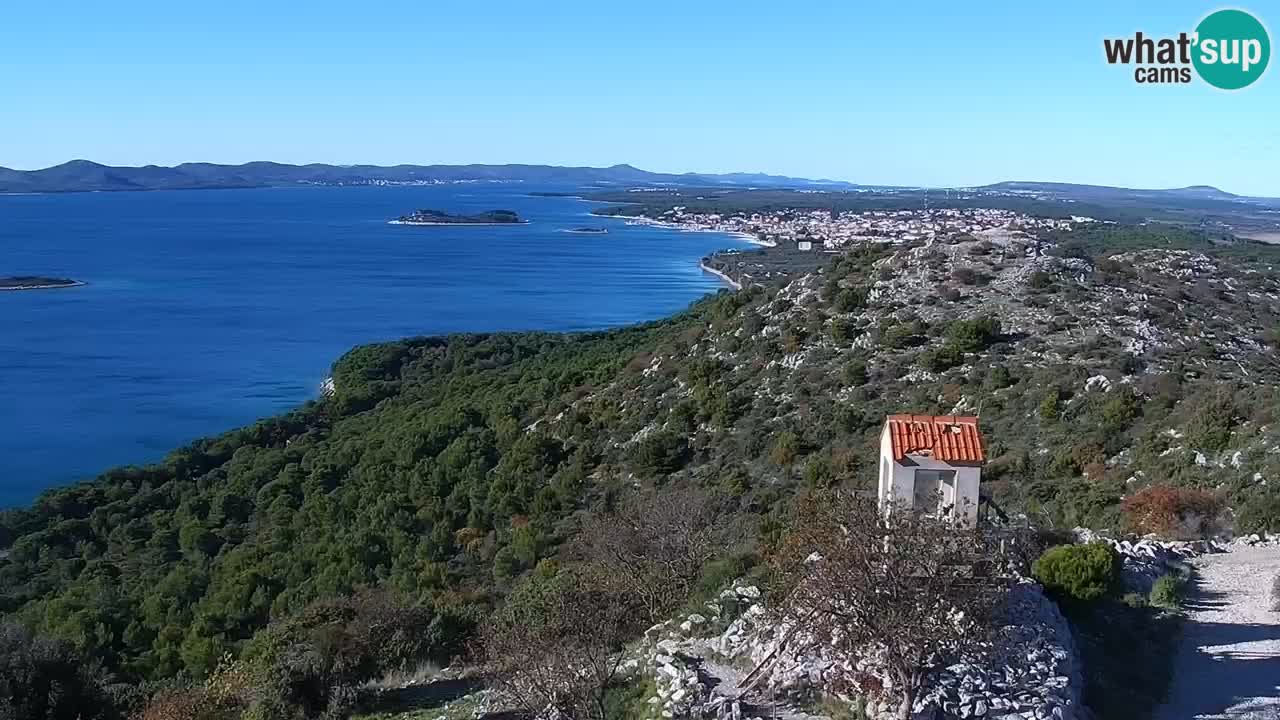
xmin=625 ymin=580 xmax=1083 ymax=720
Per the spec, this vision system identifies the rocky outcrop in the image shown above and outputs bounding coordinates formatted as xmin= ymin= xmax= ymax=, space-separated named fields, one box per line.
xmin=624 ymin=581 xmax=1083 ymax=720
xmin=1071 ymin=528 xmax=1222 ymax=594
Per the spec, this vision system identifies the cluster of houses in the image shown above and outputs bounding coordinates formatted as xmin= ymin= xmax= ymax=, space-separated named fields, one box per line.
xmin=654 ymin=206 xmax=1081 ymax=251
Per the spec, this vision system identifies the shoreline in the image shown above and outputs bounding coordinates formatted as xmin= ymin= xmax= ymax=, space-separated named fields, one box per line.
xmin=699 ymin=261 xmax=742 ymax=290
xmin=611 ymin=214 xmax=777 ymax=247
xmin=0 ymin=280 xmax=86 ymax=291
xmin=387 ymin=219 xmax=531 ymax=226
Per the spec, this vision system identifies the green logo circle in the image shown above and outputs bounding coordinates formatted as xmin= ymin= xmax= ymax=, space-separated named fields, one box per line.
xmin=1193 ymin=9 xmax=1270 ymax=89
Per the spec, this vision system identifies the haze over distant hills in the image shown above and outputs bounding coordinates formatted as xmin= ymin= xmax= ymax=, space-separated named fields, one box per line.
xmin=3 ymin=161 xmax=1275 ymax=210
xmin=0 ymin=160 xmax=860 ymax=194
xmin=978 ymin=180 xmax=1250 ymax=202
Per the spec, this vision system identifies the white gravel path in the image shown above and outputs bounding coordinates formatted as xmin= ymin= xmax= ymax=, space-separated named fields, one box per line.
xmin=1156 ymin=546 xmax=1280 ymax=720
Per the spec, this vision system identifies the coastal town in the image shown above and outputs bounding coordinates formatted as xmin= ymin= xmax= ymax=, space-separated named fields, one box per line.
xmin=622 ymin=204 xmax=1101 ymax=289
xmin=630 ymin=205 xmax=1093 ymax=250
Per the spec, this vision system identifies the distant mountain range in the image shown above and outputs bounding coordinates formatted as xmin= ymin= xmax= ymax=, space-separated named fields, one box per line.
xmin=3 ymin=162 xmax=1271 ymax=207
xmin=977 ymin=180 xmax=1257 ymax=203
xmin=0 ymin=160 xmax=858 ymax=194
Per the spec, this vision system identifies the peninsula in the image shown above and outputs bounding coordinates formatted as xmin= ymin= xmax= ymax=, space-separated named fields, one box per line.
xmin=391 ymin=209 xmax=527 ymax=225
xmin=0 ymin=275 xmax=84 ymax=290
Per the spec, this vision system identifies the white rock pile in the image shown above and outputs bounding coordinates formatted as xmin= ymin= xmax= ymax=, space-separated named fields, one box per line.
xmin=1071 ymin=528 xmax=1221 ymax=594
xmin=626 ymin=580 xmax=1083 ymax=720
xmin=1230 ymin=532 xmax=1280 ymax=548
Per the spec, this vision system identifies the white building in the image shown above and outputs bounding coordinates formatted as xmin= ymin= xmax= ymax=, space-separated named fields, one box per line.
xmin=877 ymin=414 xmax=985 ymax=526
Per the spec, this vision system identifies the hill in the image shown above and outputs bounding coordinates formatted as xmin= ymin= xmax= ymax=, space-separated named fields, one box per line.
xmin=980 ymin=180 xmax=1244 ymax=202
xmin=0 ymin=160 xmax=857 ymax=194
xmin=4 ymin=210 xmax=1280 ymax=715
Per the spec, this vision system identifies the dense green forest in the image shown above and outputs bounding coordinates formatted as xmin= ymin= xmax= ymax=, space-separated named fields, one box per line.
xmin=4 ymin=221 xmax=1280 ymax=718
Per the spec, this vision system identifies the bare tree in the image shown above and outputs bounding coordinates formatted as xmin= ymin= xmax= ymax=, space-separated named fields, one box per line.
xmin=479 ymin=568 xmax=646 ymax=720
xmin=770 ymin=491 xmax=1014 ymax=720
xmin=571 ymin=484 xmax=743 ymax=623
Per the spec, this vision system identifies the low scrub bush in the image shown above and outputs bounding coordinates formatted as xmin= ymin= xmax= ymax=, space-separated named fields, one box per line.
xmin=1032 ymin=543 xmax=1119 ymax=603
xmin=1149 ymin=574 xmax=1184 ymax=609
xmin=0 ymin=622 xmax=122 ymax=720
xmin=1121 ymin=485 xmax=1224 ymax=539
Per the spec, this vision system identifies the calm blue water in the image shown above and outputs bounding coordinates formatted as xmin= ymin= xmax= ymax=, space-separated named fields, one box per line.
xmin=0 ymin=186 xmax=746 ymax=507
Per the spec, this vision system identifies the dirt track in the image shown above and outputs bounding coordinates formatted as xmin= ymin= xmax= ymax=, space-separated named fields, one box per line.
xmin=1156 ymin=546 xmax=1280 ymax=719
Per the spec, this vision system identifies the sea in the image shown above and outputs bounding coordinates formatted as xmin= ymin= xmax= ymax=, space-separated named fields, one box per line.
xmin=0 ymin=185 xmax=749 ymax=507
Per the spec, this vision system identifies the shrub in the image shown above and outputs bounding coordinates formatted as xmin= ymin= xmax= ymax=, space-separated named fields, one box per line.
xmin=918 ymin=344 xmax=965 ymax=372
xmin=842 ymin=360 xmax=868 ymax=386
xmin=1032 ymin=543 xmax=1119 ymax=603
xmin=0 ymin=623 xmax=121 ymax=720
xmin=1027 ymin=270 xmax=1054 ymax=290
xmin=1186 ymin=390 xmax=1236 ymax=453
xmin=241 ymin=591 xmax=439 ymax=720
xmin=881 ymin=322 xmax=923 ymax=349
xmin=834 ymin=287 xmax=867 ymax=313
xmin=829 ymin=318 xmax=854 ymax=344
xmin=1149 ymin=574 xmax=1183 ymax=609
xmin=986 ymin=365 xmax=1013 ymax=389
xmin=770 ymin=430 xmax=802 ymax=466
xmin=1122 ymin=592 xmax=1149 ymax=608
xmin=139 ymin=658 xmax=250 ymax=720
xmin=946 ymin=316 xmax=1001 ymax=352
xmin=1039 ymin=389 xmax=1061 ymax=421
xmin=1121 ymin=485 xmax=1224 ymax=539
xmin=628 ymin=431 xmax=689 ymax=475
xmin=1234 ymin=491 xmax=1280 ymax=535
xmin=1272 ymin=574 xmax=1280 ymax=612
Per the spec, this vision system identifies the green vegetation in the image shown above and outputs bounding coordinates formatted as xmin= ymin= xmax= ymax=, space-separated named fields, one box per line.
xmin=0 ymin=622 xmax=120 ymax=720
xmin=1149 ymin=573 xmax=1185 ymax=609
xmin=395 ymin=209 xmax=525 ymax=225
xmin=0 ymin=317 xmax=701 ymax=686
xmin=1048 ymin=224 xmax=1280 ymax=262
xmin=1032 ymin=543 xmax=1120 ymax=603
xmin=6 ymin=221 xmax=1280 ymax=719
xmin=1031 ymin=543 xmax=1185 ymax=720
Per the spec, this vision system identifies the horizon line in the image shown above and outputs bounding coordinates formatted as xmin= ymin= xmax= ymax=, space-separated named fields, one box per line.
xmin=0 ymin=158 xmax=1255 ymax=197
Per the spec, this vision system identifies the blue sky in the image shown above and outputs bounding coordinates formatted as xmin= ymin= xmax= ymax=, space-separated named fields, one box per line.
xmin=2 ymin=1 xmax=1278 ymax=194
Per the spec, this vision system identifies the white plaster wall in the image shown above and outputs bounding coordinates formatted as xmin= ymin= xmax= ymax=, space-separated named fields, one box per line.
xmin=878 ymin=425 xmax=982 ymax=525
xmin=954 ymin=466 xmax=981 ymax=527
xmin=878 ymin=424 xmax=893 ymax=504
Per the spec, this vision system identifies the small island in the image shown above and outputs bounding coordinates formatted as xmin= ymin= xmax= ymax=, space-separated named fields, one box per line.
xmin=0 ymin=276 xmax=85 ymax=291
xmin=390 ymin=209 xmax=527 ymax=225
xmin=564 ymin=227 xmax=608 ymax=234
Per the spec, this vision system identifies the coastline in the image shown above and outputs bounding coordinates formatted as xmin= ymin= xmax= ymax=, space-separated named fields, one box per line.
xmin=387 ymin=219 xmax=531 ymax=226
xmin=699 ymin=260 xmax=742 ymax=290
xmin=0 ymin=280 xmax=86 ymax=291
xmin=610 ymin=214 xmax=777 ymax=247
xmin=6 ymin=193 xmax=747 ymax=505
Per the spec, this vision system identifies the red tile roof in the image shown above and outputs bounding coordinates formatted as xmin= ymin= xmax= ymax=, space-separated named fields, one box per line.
xmin=886 ymin=414 xmax=985 ymax=464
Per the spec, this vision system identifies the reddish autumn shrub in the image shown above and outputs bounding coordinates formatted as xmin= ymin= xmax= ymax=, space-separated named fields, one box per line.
xmin=1122 ymin=485 xmax=1224 ymax=539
